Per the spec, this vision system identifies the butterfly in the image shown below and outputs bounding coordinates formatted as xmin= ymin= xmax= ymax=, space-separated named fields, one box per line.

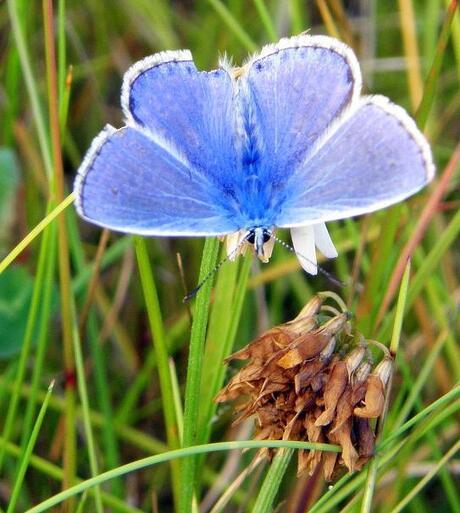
xmin=74 ymin=34 xmax=434 ymax=275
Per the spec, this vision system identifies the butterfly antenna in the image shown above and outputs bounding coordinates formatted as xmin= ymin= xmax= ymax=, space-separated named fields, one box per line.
xmin=270 ymin=233 xmax=346 ymax=288
xmin=183 ymin=235 xmax=250 ymax=303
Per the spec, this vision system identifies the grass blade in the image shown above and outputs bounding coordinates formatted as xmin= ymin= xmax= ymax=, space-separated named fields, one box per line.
xmin=252 ymin=450 xmax=294 ymax=513
xmin=134 ymin=236 xmax=181 ymax=505
xmin=360 ymin=262 xmax=411 ymax=513
xmin=7 ymin=381 xmax=55 ymax=513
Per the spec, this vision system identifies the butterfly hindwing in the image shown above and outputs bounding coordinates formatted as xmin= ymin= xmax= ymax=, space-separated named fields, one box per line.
xmin=276 ymin=95 xmax=435 ymax=227
xmin=75 ymin=125 xmax=239 ymax=235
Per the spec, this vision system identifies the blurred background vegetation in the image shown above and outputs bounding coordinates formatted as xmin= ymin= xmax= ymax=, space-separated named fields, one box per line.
xmin=0 ymin=0 xmax=459 ymax=512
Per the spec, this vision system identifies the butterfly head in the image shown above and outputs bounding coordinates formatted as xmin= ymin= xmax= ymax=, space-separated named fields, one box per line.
xmin=245 ymin=227 xmax=273 ymax=261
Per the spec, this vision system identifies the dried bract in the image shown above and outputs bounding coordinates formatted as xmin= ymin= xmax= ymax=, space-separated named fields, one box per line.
xmin=216 ymin=294 xmax=393 ymax=480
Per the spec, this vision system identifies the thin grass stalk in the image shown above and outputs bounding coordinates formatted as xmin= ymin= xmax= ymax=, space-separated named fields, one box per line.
xmin=86 ymin=311 xmax=123 ymax=497
xmin=74 ymin=493 xmax=88 ymax=513
xmin=389 ymin=438 xmax=460 ymax=513
xmin=360 ymin=262 xmax=411 ymax=513
xmin=43 ymin=0 xmax=77 ymax=501
xmin=65 ymin=212 xmax=127 ymax=497
xmin=253 ymin=0 xmax=277 ymax=41
xmin=316 ymin=0 xmax=341 ymax=38
xmin=0 ymin=193 xmax=74 ymax=275
xmin=252 ymin=450 xmax=294 ymax=513
xmin=288 ymin=0 xmax=307 ymax=33
xmin=374 ymin=60 xmax=458 ymax=327
xmin=6 ymin=0 xmax=53 ymax=178
xmin=70 ymin=303 xmax=104 ymax=513
xmin=444 ymin=0 xmax=460 ymax=78
xmin=179 ymin=236 xmax=219 ymax=513
xmin=206 ymin=0 xmax=258 ymax=51
xmin=423 ymin=276 xmax=460 ymax=379
xmin=375 ymin=104 xmax=460 ymax=328
xmin=0 ymin=437 xmax=144 ymax=513
xmin=57 ymin=0 xmax=66 ymax=104
xmin=198 ymin=252 xmax=252 ymax=447
xmin=198 ymin=254 xmax=239 ymax=434
xmin=310 ymin=441 xmax=406 ymax=513
xmin=71 ymin=235 xmax=132 ymax=294
xmin=377 ymin=206 xmax=460 ymax=342
xmin=380 ymin=382 xmax=460 ymax=452
xmin=26 ymin=441 xmax=340 ymax=513
xmin=134 ymin=236 xmax=181 ymax=505
xmin=78 ymin=229 xmax=110 ymax=332
xmin=392 ymin=351 xmax=460 ymax=512
xmin=59 ymin=65 xmax=72 ymax=132
xmin=0 ymin=375 xmax=168 ymax=454
xmin=169 ymin=359 xmax=184 ymax=443
xmin=6 ymin=382 xmax=54 ymax=513
xmin=327 ymin=0 xmax=355 ymax=46
xmin=398 ymin=0 xmax=424 ymax=110
xmin=16 ymin=220 xmax=56 ymax=463
xmin=67 ymin=217 xmax=139 ymax=373
xmin=416 ymin=0 xmax=458 ymax=127
xmin=393 ymin=331 xmax=448 ymax=429
xmin=0 ymin=215 xmax=54 ymax=471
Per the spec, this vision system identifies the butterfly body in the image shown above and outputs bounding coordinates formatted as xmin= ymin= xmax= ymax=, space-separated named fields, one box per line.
xmin=74 ymin=35 xmax=434 ymax=274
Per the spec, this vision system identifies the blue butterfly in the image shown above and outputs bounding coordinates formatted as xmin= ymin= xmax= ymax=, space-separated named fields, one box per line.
xmin=74 ymin=34 xmax=434 ymax=274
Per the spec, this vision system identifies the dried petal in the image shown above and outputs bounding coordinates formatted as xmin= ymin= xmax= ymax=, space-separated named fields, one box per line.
xmin=353 ymin=361 xmax=372 ymax=385
xmin=276 ymin=331 xmax=331 ymax=369
xmin=356 ymin=417 xmax=375 ymax=459
xmin=286 ymin=295 xmax=323 ymax=327
xmin=354 ymin=374 xmax=385 ymax=418
xmin=294 ymin=388 xmax=315 ymax=413
xmin=375 ymin=356 xmax=393 ymax=386
xmin=277 ymin=313 xmax=348 ymax=370
xmin=315 ymin=361 xmax=348 ymax=427
xmin=322 ymin=451 xmax=339 ymax=481
xmin=226 ymin=328 xmax=293 ymax=362
xmin=294 ymin=359 xmax=327 ymax=393
xmin=345 ymin=346 xmax=366 ymax=376
xmin=319 ymin=336 xmax=337 ymax=361
xmin=330 ymin=386 xmax=353 ymax=434
xmin=328 ymin=418 xmax=359 ymax=472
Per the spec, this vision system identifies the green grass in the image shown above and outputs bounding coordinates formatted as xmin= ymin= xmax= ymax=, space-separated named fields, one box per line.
xmin=0 ymin=0 xmax=459 ymax=512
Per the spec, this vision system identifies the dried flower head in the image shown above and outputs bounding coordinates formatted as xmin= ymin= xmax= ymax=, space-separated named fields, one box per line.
xmin=216 ymin=293 xmax=393 ymax=481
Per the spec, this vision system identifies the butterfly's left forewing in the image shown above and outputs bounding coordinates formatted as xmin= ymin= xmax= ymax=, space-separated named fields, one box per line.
xmin=122 ymin=51 xmax=238 ymax=182
xmin=75 ymin=51 xmax=244 ymax=236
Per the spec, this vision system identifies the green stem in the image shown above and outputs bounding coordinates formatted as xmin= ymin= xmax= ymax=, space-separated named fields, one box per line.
xmin=26 ymin=440 xmax=340 ymax=513
xmin=252 ymin=449 xmax=294 ymax=513
xmin=179 ymin=237 xmax=219 ymax=513
xmin=7 ymin=382 xmax=54 ymax=513
xmin=134 ymin=236 xmax=181 ymax=505
xmin=0 ymin=211 xmax=54 ymax=471
xmin=71 ymin=305 xmax=104 ymax=513
xmin=360 ymin=262 xmax=411 ymax=513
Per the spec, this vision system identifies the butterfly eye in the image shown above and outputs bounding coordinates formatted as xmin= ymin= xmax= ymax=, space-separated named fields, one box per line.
xmin=246 ymin=230 xmax=256 ymax=245
xmin=262 ymin=229 xmax=272 ymax=243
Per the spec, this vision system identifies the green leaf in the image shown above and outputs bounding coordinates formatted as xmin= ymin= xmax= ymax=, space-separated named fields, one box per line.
xmin=0 ymin=266 xmax=34 ymax=358
xmin=0 ymin=147 xmax=20 ymax=238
